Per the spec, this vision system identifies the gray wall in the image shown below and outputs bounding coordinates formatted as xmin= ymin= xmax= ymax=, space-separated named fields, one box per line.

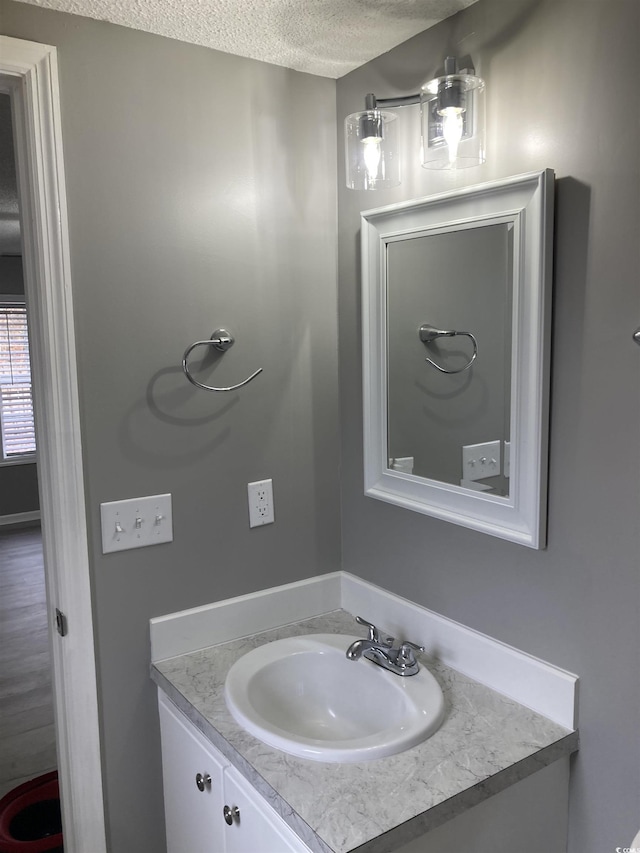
xmin=0 ymin=461 xmax=39 ymax=516
xmin=0 ymin=257 xmax=23 ymax=292
xmin=1 ymin=3 xmax=340 ymax=850
xmin=0 ymin=255 xmax=40 ymax=516
xmin=338 ymin=2 xmax=639 ymax=852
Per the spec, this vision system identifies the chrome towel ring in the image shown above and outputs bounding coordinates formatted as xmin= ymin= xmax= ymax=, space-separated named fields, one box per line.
xmin=418 ymin=323 xmax=478 ymax=374
xmin=182 ymin=328 xmax=262 ymax=392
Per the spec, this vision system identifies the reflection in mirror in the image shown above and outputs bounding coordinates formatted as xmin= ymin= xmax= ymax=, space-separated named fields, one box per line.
xmin=386 ymin=223 xmax=512 ymax=495
xmin=361 ymin=170 xmax=554 ymax=548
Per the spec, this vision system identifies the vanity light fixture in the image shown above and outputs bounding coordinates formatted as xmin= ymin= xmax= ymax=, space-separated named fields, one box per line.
xmin=344 ymin=57 xmax=485 ymax=190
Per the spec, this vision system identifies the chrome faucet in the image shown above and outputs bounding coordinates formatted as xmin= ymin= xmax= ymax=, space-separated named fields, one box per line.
xmin=346 ymin=616 xmax=424 ymax=677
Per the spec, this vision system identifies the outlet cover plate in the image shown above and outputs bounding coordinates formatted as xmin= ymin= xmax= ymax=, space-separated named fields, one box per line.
xmin=248 ymin=479 xmax=274 ymax=528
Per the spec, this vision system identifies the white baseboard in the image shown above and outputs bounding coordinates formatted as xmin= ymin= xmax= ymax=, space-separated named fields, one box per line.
xmin=0 ymin=510 xmax=41 ymax=527
xmin=150 ymin=570 xmax=578 ymax=730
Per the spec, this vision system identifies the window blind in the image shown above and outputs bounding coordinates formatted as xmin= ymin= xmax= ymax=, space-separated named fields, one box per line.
xmin=0 ymin=304 xmax=36 ymax=458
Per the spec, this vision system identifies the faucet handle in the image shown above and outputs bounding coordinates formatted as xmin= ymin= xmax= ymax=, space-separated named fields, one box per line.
xmin=355 ymin=616 xmax=380 ymax=643
xmin=397 ymin=641 xmax=425 ymax=668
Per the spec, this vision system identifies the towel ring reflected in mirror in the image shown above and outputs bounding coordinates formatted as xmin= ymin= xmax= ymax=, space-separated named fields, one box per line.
xmin=418 ymin=324 xmax=478 ymax=374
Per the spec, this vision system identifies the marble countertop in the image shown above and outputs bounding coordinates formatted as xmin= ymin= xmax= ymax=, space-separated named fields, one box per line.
xmin=151 ymin=609 xmax=578 ymax=853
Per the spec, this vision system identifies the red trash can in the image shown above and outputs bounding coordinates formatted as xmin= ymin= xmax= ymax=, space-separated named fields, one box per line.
xmin=0 ymin=772 xmax=63 ymax=853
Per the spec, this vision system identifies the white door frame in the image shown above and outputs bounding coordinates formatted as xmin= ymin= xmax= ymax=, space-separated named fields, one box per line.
xmin=0 ymin=36 xmax=107 ymax=852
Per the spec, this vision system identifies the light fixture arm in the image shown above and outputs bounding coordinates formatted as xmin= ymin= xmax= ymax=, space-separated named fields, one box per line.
xmin=364 ymin=92 xmax=421 ymax=110
xmin=363 ymin=57 xmax=461 ymax=112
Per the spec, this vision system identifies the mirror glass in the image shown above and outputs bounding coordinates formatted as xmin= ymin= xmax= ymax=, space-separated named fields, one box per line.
xmin=361 ymin=171 xmax=554 ymax=548
xmin=387 ymin=223 xmax=513 ymax=495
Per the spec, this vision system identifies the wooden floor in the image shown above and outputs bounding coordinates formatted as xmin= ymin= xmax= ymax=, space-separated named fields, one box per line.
xmin=0 ymin=526 xmax=57 ymax=798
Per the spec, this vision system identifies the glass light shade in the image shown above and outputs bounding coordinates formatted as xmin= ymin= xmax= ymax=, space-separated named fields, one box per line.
xmin=420 ymin=74 xmax=485 ymax=170
xmin=345 ymin=109 xmax=400 ymax=190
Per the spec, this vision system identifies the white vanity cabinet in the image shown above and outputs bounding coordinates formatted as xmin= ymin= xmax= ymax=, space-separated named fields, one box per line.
xmin=158 ymin=691 xmax=227 ymax=852
xmin=158 ymin=692 xmax=310 ymax=853
xmin=223 ymin=765 xmax=306 ymax=853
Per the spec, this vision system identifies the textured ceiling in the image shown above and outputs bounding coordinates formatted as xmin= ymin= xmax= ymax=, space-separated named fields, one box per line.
xmin=13 ymin=0 xmax=479 ymax=78
xmin=1 ymin=0 xmax=479 ymax=254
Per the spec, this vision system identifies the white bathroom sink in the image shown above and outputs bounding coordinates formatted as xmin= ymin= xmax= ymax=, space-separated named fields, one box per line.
xmin=224 ymin=633 xmax=445 ymax=763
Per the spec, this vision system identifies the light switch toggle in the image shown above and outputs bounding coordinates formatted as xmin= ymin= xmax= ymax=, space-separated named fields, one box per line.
xmin=115 ymin=521 xmax=124 ymax=534
xmin=135 ymin=517 xmax=143 ymax=529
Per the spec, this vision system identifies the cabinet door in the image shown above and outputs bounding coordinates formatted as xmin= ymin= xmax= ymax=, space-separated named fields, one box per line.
xmin=223 ymin=765 xmax=311 ymax=853
xmin=158 ymin=692 xmax=228 ymax=853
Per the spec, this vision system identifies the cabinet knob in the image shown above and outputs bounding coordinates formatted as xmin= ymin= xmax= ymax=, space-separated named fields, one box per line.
xmin=223 ymin=804 xmax=240 ymax=825
xmin=195 ymin=772 xmax=211 ymax=792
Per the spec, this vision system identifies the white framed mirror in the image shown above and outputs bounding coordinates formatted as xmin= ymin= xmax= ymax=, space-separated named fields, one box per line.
xmin=361 ymin=170 xmax=554 ymax=548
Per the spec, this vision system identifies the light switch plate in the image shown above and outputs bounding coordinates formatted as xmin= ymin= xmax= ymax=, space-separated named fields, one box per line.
xmin=461 ymin=441 xmax=501 ymax=482
xmin=100 ymin=494 xmax=173 ymax=554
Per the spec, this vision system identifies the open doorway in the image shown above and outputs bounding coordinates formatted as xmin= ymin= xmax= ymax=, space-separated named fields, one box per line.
xmin=0 ymin=90 xmax=54 ymax=798
xmin=0 ymin=37 xmax=106 ymax=851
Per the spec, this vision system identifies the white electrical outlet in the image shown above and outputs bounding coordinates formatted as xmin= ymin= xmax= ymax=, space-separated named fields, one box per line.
xmin=247 ymin=479 xmax=274 ymax=528
xmin=100 ymin=494 xmax=173 ymax=554
xmin=388 ymin=456 xmax=414 ymax=474
xmin=461 ymin=441 xmax=501 ymax=482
